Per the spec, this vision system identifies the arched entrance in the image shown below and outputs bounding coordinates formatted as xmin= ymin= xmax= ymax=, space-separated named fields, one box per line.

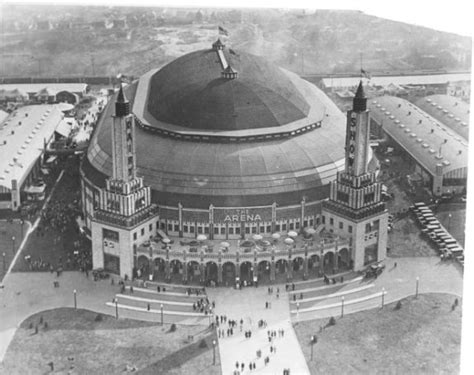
xmin=240 ymin=261 xmax=253 ymax=284
xmin=170 ymin=259 xmax=183 ymax=283
xmin=222 ymin=262 xmax=236 ymax=286
xmin=275 ymin=259 xmax=288 ymax=283
xmin=205 ymin=261 xmax=218 ymax=285
xmin=309 ymin=254 xmax=320 ymax=273
xmin=323 ymin=251 xmax=335 ymax=274
xmin=257 ymin=260 xmax=271 ymax=284
xmin=136 ymin=255 xmax=150 ymax=279
xmin=339 ymin=248 xmax=350 ymax=270
xmin=153 ymin=257 xmax=166 ymax=281
xmin=187 ymin=261 xmax=200 ymax=284
xmin=292 ymin=257 xmax=305 ymax=279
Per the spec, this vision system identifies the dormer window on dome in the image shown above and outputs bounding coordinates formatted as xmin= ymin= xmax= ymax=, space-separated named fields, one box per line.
xmin=212 ymin=39 xmax=225 ymax=51
xmin=222 ymin=65 xmax=238 ymax=80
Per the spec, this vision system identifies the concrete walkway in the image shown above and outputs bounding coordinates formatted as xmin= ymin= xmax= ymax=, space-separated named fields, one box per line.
xmin=293 ymin=256 xmax=463 ymax=322
xmin=207 ymin=286 xmax=310 ymax=375
xmin=0 ymin=255 xmax=464 ymax=371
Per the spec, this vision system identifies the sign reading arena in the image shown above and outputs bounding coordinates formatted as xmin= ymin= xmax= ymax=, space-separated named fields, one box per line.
xmin=214 ymin=207 xmax=272 ymax=223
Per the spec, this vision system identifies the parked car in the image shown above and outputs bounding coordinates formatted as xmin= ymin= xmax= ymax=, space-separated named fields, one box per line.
xmin=364 ymin=263 xmax=386 ymax=278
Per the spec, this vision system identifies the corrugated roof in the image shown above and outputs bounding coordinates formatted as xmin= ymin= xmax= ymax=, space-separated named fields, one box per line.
xmin=415 ymin=95 xmax=470 ymax=141
xmin=0 ymin=105 xmax=63 ymax=190
xmin=368 ymin=96 xmax=468 ymax=176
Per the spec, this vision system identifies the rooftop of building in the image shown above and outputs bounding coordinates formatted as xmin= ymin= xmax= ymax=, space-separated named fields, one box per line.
xmin=0 ymin=83 xmax=88 ymax=95
xmin=0 ymin=105 xmax=64 ymax=190
xmin=143 ymin=47 xmax=312 ymax=132
xmin=415 ymin=95 xmax=470 ymax=141
xmin=368 ymin=96 xmax=468 ymax=176
xmin=322 ymin=73 xmax=471 ymax=88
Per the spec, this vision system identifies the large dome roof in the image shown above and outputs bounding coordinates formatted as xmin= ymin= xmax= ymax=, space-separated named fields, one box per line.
xmin=146 ymin=47 xmax=310 ymax=131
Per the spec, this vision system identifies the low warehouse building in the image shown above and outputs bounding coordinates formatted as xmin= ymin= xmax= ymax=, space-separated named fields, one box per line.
xmin=368 ymin=96 xmax=468 ymax=196
xmin=415 ymin=95 xmax=470 ymax=141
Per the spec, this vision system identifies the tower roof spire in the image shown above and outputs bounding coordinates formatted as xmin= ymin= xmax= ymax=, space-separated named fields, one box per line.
xmin=115 ymin=84 xmax=130 ymax=117
xmin=353 ymin=80 xmax=367 ymax=112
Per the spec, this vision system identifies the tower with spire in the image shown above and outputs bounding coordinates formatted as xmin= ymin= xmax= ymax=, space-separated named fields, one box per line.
xmin=322 ymin=81 xmax=388 ymax=271
xmin=90 ymin=84 xmax=159 ymax=278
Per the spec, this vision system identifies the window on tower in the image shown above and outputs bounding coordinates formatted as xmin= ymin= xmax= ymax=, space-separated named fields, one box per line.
xmin=364 ymin=192 xmax=375 ymax=204
xmin=337 ymin=191 xmax=349 ymax=203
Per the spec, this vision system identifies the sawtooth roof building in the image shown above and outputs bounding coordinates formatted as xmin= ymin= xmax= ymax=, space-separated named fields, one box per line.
xmin=415 ymin=95 xmax=470 ymax=141
xmin=81 ymin=41 xmax=377 ymax=240
xmin=368 ymin=96 xmax=468 ymax=196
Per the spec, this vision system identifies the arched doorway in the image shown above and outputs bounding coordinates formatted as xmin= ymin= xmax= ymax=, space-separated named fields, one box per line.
xmin=153 ymin=257 xmax=166 ymax=281
xmin=323 ymin=251 xmax=335 ymax=274
xmin=240 ymin=261 xmax=253 ymax=284
xmin=136 ymin=255 xmax=150 ymax=279
xmin=257 ymin=260 xmax=271 ymax=284
xmin=205 ymin=261 xmax=218 ymax=285
xmin=292 ymin=257 xmax=305 ymax=279
xmin=170 ymin=259 xmax=183 ymax=283
xmin=339 ymin=248 xmax=350 ymax=270
xmin=309 ymin=254 xmax=320 ymax=273
xmin=187 ymin=261 xmax=200 ymax=284
xmin=275 ymin=259 xmax=288 ymax=283
xmin=222 ymin=262 xmax=236 ymax=286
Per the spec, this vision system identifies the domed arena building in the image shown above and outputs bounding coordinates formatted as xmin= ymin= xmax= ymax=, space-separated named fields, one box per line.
xmin=82 ymin=41 xmax=386 ymax=283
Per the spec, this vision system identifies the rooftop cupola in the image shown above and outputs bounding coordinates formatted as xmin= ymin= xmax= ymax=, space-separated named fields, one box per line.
xmin=353 ymin=81 xmax=367 ymax=112
xmin=222 ymin=65 xmax=238 ymax=80
xmin=115 ymin=84 xmax=130 ymax=117
xmin=212 ymin=38 xmax=225 ymax=51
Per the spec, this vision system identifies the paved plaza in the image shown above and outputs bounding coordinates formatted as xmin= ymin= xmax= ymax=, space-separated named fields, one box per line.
xmin=0 ymin=252 xmax=464 ymax=373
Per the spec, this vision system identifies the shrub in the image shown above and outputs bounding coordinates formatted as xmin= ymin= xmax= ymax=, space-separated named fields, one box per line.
xmin=94 ymin=314 xmax=103 ymax=322
xmin=328 ymin=317 xmax=336 ymax=326
xmin=394 ymin=301 xmax=402 ymax=310
xmin=199 ymin=339 xmax=208 ymax=349
xmin=169 ymin=323 xmax=177 ymax=332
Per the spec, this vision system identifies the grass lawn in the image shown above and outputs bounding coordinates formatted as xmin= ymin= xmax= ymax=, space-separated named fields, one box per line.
xmin=0 ymin=308 xmax=220 ymax=375
xmin=294 ymin=293 xmax=462 ymax=375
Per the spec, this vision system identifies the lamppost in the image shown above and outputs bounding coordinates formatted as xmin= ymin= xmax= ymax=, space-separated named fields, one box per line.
xmin=20 ymin=219 xmax=24 ymax=241
xmin=73 ymin=289 xmax=77 ymax=309
xmin=161 ymin=303 xmax=164 ymax=325
xmin=212 ymin=340 xmax=216 ymax=365
xmin=310 ymin=335 xmax=317 ymax=361
xmin=11 ymin=236 xmax=15 ymax=254
xmin=2 ymin=252 xmax=6 ymax=272
xmin=341 ymin=296 xmax=345 ymax=318
xmin=381 ymin=287 xmax=385 ymax=308
xmin=416 ymin=277 xmax=419 ymax=298
xmin=114 ymin=298 xmax=119 ymax=319
xmin=448 ymin=214 xmax=452 ymax=232
xmin=296 ymin=302 xmax=300 ymax=314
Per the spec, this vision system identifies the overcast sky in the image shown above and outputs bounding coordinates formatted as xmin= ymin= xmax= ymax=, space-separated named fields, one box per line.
xmin=9 ymin=0 xmax=473 ymax=37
